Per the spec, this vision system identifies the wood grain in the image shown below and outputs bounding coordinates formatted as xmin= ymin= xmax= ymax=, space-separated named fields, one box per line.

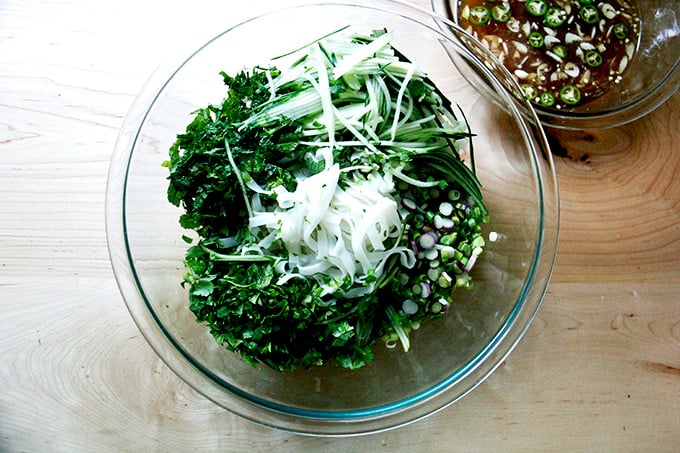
xmin=549 ymin=94 xmax=680 ymax=283
xmin=1 ymin=0 xmax=678 ymax=451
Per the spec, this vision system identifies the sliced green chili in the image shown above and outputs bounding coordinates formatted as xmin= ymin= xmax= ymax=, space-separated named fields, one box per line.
xmin=579 ymin=5 xmax=600 ymax=25
xmin=545 ymin=7 xmax=567 ymax=27
xmin=552 ymin=44 xmax=569 ymax=59
xmin=560 ymin=84 xmax=582 ymax=105
xmin=521 ymin=83 xmax=539 ymax=100
xmin=613 ymin=22 xmax=630 ymax=40
xmin=469 ymin=5 xmax=491 ymax=25
xmin=539 ymin=92 xmax=556 ymax=107
xmin=492 ymin=3 xmax=512 ymax=23
xmin=528 ymin=31 xmax=544 ymax=48
xmin=525 ymin=0 xmax=548 ymax=17
xmin=585 ymin=50 xmax=603 ymax=67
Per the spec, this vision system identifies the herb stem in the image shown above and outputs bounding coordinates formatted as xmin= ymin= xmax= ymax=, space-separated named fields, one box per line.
xmin=224 ymin=139 xmax=253 ymax=219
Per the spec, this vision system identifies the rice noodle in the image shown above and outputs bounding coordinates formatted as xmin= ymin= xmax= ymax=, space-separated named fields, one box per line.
xmin=248 ymin=163 xmax=416 ymax=297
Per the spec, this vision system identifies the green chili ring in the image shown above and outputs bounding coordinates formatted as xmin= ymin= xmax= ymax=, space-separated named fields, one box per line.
xmin=525 ymin=0 xmax=548 ymax=17
xmin=552 ymin=44 xmax=569 ymax=59
xmin=521 ymin=83 xmax=539 ymax=100
xmin=613 ymin=22 xmax=630 ymax=40
xmin=528 ymin=31 xmax=544 ymax=48
xmin=545 ymin=7 xmax=567 ymax=27
xmin=579 ymin=5 xmax=600 ymax=25
xmin=585 ymin=50 xmax=603 ymax=67
xmin=560 ymin=84 xmax=582 ymax=106
xmin=469 ymin=5 xmax=491 ymax=25
xmin=492 ymin=4 xmax=512 ymax=23
xmin=539 ymin=92 xmax=556 ymax=107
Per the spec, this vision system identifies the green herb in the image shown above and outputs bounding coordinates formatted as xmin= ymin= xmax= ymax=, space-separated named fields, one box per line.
xmin=165 ymin=28 xmax=488 ymax=372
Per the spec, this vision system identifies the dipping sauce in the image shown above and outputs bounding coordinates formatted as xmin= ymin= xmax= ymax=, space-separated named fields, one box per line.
xmin=456 ymin=0 xmax=641 ymax=110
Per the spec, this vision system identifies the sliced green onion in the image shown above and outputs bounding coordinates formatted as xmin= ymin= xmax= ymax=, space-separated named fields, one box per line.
xmin=469 ymin=5 xmax=491 ymax=25
xmin=560 ymin=84 xmax=582 ymax=105
xmin=525 ymin=0 xmax=548 ymax=17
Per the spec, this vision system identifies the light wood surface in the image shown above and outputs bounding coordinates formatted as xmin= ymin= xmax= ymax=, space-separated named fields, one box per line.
xmin=2 ymin=0 xmax=678 ymax=451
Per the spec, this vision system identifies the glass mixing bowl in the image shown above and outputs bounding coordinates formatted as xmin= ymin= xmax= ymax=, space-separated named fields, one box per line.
xmin=106 ymin=0 xmax=559 ymax=435
xmin=432 ymin=0 xmax=680 ymax=130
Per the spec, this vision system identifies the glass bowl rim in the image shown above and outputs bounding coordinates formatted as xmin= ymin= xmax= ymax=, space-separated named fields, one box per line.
xmin=106 ymin=0 xmax=560 ymax=435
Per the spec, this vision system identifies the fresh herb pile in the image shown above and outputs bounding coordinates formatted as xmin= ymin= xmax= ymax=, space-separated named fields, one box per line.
xmin=163 ymin=28 xmax=489 ymax=371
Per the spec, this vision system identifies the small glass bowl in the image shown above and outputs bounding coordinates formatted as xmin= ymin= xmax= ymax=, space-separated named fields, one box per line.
xmin=432 ymin=0 xmax=680 ymax=130
xmin=106 ymin=0 xmax=559 ymax=435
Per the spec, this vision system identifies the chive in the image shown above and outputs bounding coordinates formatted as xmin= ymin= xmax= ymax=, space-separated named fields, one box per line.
xmin=585 ymin=50 xmax=603 ymax=67
xmin=545 ymin=7 xmax=567 ymax=27
xmin=559 ymin=84 xmax=582 ymax=105
xmin=491 ymin=4 xmax=512 ymax=23
xmin=525 ymin=0 xmax=548 ymax=17
xmin=613 ymin=22 xmax=630 ymax=40
xmin=579 ymin=5 xmax=600 ymax=25
xmin=528 ymin=31 xmax=544 ymax=49
xmin=469 ymin=5 xmax=491 ymax=25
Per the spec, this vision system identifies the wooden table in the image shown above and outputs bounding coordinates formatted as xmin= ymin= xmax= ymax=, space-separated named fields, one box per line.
xmin=2 ymin=0 xmax=678 ymax=450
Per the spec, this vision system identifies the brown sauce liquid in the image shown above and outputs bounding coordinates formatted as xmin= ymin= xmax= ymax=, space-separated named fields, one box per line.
xmin=456 ymin=0 xmax=641 ymax=110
